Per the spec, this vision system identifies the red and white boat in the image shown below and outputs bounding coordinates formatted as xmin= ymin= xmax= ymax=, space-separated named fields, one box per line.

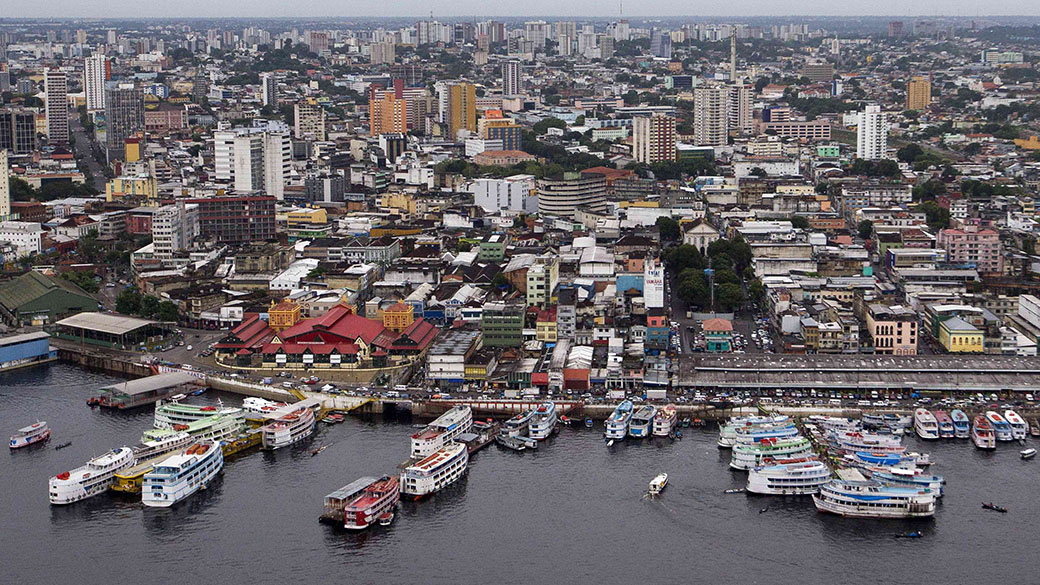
xmin=344 ymin=476 xmax=400 ymax=530
xmin=10 ymin=421 xmax=50 ymax=449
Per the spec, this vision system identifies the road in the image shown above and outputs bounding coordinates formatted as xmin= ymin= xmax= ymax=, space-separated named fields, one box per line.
xmin=70 ymin=112 xmax=106 ymax=192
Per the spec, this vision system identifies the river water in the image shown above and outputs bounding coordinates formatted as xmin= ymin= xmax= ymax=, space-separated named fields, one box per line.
xmin=2 ymin=363 xmax=1038 ymax=585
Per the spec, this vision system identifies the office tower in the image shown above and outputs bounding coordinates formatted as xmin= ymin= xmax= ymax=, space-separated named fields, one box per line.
xmin=192 ymin=69 xmax=208 ymax=104
xmin=598 ymin=35 xmax=614 ymax=59
xmin=390 ymin=63 xmax=422 ymax=86
xmin=104 ymin=83 xmax=144 ymax=162
xmin=802 ymin=62 xmax=835 ymax=82
xmin=107 ymin=29 xmax=117 ymax=44
xmin=152 ymin=203 xmax=199 ymax=258
xmin=856 ymin=105 xmax=888 ymax=160
xmin=693 ymin=86 xmax=729 ymax=146
xmin=632 ymin=114 xmax=677 ymax=164
xmin=888 ymin=21 xmax=904 ymax=37
xmin=502 ymin=60 xmax=521 ymax=96
xmin=261 ymin=72 xmax=277 ymax=107
xmin=524 ymin=21 xmax=549 ymax=49
xmin=185 ymin=194 xmax=276 ymax=243
xmin=906 ymin=76 xmax=931 ymax=111
xmin=0 ymin=150 xmax=9 ymax=221
xmin=728 ymin=84 xmax=753 ymax=135
xmin=0 ymin=108 xmax=38 ymax=154
xmin=369 ymin=90 xmax=408 ymax=135
xmin=44 ymin=69 xmax=69 ymax=145
xmin=555 ymin=21 xmax=576 ymax=56
xmin=370 ymin=41 xmax=395 ymax=65
xmin=75 ymin=29 xmax=87 ymax=45
xmin=217 ymin=129 xmax=290 ymax=199
xmin=308 ymin=31 xmax=328 ymax=53
xmin=84 ymin=53 xmax=109 ymax=112
xmin=294 ymin=98 xmax=326 ymax=141
xmin=443 ymin=82 xmax=476 ymax=138
xmin=379 ymin=133 xmax=407 ymax=165
xmin=478 ymin=112 xmax=523 ymax=151
xmin=650 ymin=29 xmax=672 ymax=59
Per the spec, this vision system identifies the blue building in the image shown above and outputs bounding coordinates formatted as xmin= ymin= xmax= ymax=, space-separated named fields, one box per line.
xmin=0 ymin=331 xmax=57 ymax=372
xmin=485 ymin=124 xmax=522 ymax=151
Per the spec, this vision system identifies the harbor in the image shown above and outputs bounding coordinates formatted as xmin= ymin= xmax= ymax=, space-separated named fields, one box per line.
xmin=5 ymin=363 xmax=1040 ymax=583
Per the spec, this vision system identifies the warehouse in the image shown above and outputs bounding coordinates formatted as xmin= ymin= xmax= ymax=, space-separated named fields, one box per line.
xmin=52 ymin=312 xmax=173 ymax=350
xmin=0 ymin=271 xmax=98 ymax=326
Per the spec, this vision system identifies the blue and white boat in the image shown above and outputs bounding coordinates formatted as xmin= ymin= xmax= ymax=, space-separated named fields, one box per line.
xmin=718 ymin=415 xmax=791 ymax=448
xmin=731 ymin=423 xmax=800 ymax=446
xmin=528 ymin=402 xmax=557 ymax=440
xmin=950 ymin=409 xmax=970 ymax=439
xmin=868 ymin=467 xmax=945 ymax=497
xmin=746 ymin=458 xmax=831 ymax=495
xmin=812 ymin=480 xmax=937 ymax=518
xmin=628 ymin=405 xmax=657 ymax=438
xmin=846 ymin=451 xmax=927 ymax=469
xmin=504 ymin=409 xmax=535 ymax=437
xmin=605 ymin=401 xmax=633 ymax=440
xmin=985 ymin=411 xmax=1014 ymax=442
xmin=142 ymin=440 xmax=223 ymax=508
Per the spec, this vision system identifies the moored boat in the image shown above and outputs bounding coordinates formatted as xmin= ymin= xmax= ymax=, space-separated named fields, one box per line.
xmin=933 ymin=410 xmax=955 ymax=439
xmin=49 ymin=447 xmax=136 ymax=505
xmin=628 ymin=405 xmax=657 ymax=439
xmin=344 ymin=476 xmax=400 ymax=530
xmin=830 ymin=430 xmax=906 ymax=454
xmin=142 ymin=413 xmax=242 ymax=445
xmin=652 ymin=405 xmax=677 ymax=437
xmin=718 ymin=415 xmax=791 ymax=448
xmin=950 ymin=410 xmax=970 ymax=439
xmin=730 ymin=437 xmax=813 ymax=471
xmin=1003 ymin=410 xmax=1027 ymax=440
xmin=746 ymin=458 xmax=831 ymax=495
xmin=604 ymin=400 xmax=633 ymax=440
xmin=10 ymin=421 xmax=50 ymax=449
xmin=411 ymin=406 xmax=472 ymax=458
xmin=241 ymin=396 xmax=288 ymax=415
xmin=1029 ymin=418 xmax=1040 ymax=437
xmin=131 ymin=431 xmax=193 ymax=461
xmin=504 ymin=409 xmax=535 ymax=437
xmin=985 ymin=411 xmax=1014 ymax=442
xmin=812 ymin=480 xmax=937 ymax=518
xmin=153 ymin=398 xmax=243 ymax=430
xmin=914 ymin=409 xmax=939 ymax=441
xmin=261 ymin=406 xmax=316 ymax=450
xmin=868 ymin=466 xmax=945 ymax=497
xmin=400 ymin=442 xmax=468 ymax=499
xmin=528 ymin=402 xmax=557 ymax=440
xmin=141 ymin=440 xmax=223 ymax=507
xmin=972 ymin=415 xmax=996 ymax=450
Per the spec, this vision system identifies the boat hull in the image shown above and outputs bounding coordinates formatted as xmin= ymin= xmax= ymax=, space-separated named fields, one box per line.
xmin=10 ymin=429 xmax=50 ymax=449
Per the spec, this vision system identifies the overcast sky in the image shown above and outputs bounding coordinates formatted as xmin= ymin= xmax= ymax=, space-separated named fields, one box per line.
xmin=0 ymin=0 xmax=1038 ymax=19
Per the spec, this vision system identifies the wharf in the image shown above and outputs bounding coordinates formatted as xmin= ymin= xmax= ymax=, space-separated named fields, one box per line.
xmin=457 ymin=421 xmax=501 ymax=454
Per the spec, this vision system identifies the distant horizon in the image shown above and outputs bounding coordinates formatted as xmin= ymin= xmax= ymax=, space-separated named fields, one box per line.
xmin=2 ymin=14 xmax=1040 ymax=20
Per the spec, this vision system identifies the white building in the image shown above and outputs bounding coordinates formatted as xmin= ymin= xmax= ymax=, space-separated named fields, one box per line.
xmin=84 ymin=54 xmax=108 ymax=113
xmin=471 ymin=175 xmax=538 ymax=214
xmin=151 ymin=203 xmax=199 ymax=259
xmin=693 ymin=86 xmax=729 ymax=146
xmin=0 ymin=221 xmax=43 ymax=257
xmin=215 ymin=127 xmax=290 ymax=199
xmin=502 ymin=60 xmax=521 ymax=96
xmin=856 ymin=104 xmax=888 ymax=160
xmin=728 ymin=84 xmax=753 ymax=135
xmin=465 ymin=138 xmax=503 ymax=158
xmin=44 ymin=68 xmax=69 ymax=144
xmin=260 ymin=72 xmax=277 ymax=107
xmin=644 ymin=256 xmax=665 ymax=309
xmin=270 ymin=258 xmax=320 ymax=291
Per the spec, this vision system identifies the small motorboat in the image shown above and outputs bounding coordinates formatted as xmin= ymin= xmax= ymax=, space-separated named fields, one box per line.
xmin=759 ymin=507 xmax=769 ymax=514
xmin=724 ymin=488 xmax=745 ymax=494
xmin=1029 ymin=419 xmax=1040 ymax=437
xmin=311 ymin=444 xmax=328 ymax=456
xmin=982 ymin=502 xmax=1008 ymax=513
xmin=585 ymin=418 xmax=594 ymax=428
xmin=674 ymin=429 xmax=683 ymax=440
xmin=1021 ymin=448 xmax=1037 ymax=460
xmin=648 ymin=473 xmax=668 ymax=495
xmin=54 ymin=441 xmax=72 ymax=450
xmin=895 ymin=531 xmax=924 ymax=539
xmin=606 ymin=439 xmax=615 ymax=447
xmin=681 ymin=418 xmax=692 ymax=428
xmin=378 ymin=512 xmax=394 ymax=526
xmin=191 ymin=388 xmax=207 ymax=396
xmin=559 ymin=415 xmax=571 ymax=426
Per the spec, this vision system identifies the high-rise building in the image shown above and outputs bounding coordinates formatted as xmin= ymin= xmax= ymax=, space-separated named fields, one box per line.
xmin=478 ymin=113 xmax=523 ymax=151
xmin=856 ymin=105 xmax=888 ymax=160
xmin=0 ymin=150 xmax=9 ymax=221
xmin=502 ymin=60 xmax=521 ymax=96
xmin=43 ymin=69 xmax=69 ymax=145
xmin=84 ymin=54 xmax=109 ymax=113
xmin=524 ymin=21 xmax=549 ymax=49
xmin=152 ymin=202 xmax=199 ymax=258
xmin=307 ymin=31 xmax=329 ymax=53
xmin=906 ymin=76 xmax=932 ymax=111
xmin=728 ymin=84 xmax=753 ymax=135
xmin=446 ymin=83 xmax=476 ymax=138
xmin=369 ymin=41 xmax=395 ymax=65
xmin=370 ymin=81 xmax=429 ymax=133
xmin=260 ymin=72 xmax=277 ymax=108
xmin=192 ymin=69 xmax=208 ymax=104
xmin=802 ymin=62 xmax=835 ymax=82
xmin=632 ymin=114 xmax=677 ymax=164
xmin=75 ymin=29 xmax=87 ymax=45
xmin=104 ymin=83 xmax=144 ymax=162
xmin=184 ymin=194 xmax=276 ymax=244
xmin=216 ymin=128 xmax=290 ymax=199
xmin=378 ymin=133 xmax=407 ymax=166
xmin=537 ymin=172 xmax=608 ymax=218
xmin=294 ymin=98 xmax=326 ymax=141
xmin=693 ymin=86 xmax=729 ymax=146
xmin=0 ymin=108 xmax=37 ymax=154
xmin=390 ymin=63 xmax=423 ymax=86
xmin=888 ymin=21 xmax=905 ymax=37
xmin=650 ymin=29 xmax=672 ymax=59
xmin=369 ymin=90 xmax=408 ymax=136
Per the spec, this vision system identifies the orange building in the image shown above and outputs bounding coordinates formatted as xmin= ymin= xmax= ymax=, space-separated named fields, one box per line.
xmin=382 ymin=302 xmax=415 ymax=332
xmin=268 ymin=299 xmax=301 ymax=332
xmin=369 ymin=91 xmax=407 ymax=136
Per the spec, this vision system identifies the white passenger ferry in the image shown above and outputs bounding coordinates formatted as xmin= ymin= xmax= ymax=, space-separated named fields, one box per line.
xmin=49 ymin=447 xmax=136 ymax=505
xmin=142 ymin=440 xmax=224 ymax=507
xmin=241 ymin=397 xmax=288 ymax=415
xmin=718 ymin=415 xmax=791 ymax=448
xmin=528 ymin=402 xmax=557 ymax=440
xmin=604 ymin=401 xmax=633 ymax=440
xmin=411 ymin=406 xmax=472 ymax=458
xmin=142 ymin=413 xmax=242 ymax=445
xmin=400 ymin=442 xmax=468 ymax=499
xmin=131 ymin=431 xmax=193 ymax=460
xmin=985 ymin=411 xmax=1014 ymax=442
xmin=913 ymin=409 xmax=940 ymax=441
xmin=153 ymin=398 xmax=243 ymax=430
xmin=812 ymin=480 xmax=937 ymax=518
xmin=653 ymin=405 xmax=677 ymax=437
xmin=628 ymin=405 xmax=657 ymax=439
xmin=261 ymin=406 xmax=316 ymax=450
xmin=1004 ymin=410 xmax=1028 ymax=440
xmin=730 ymin=437 xmax=813 ymax=470
xmin=746 ymin=459 xmax=832 ymax=495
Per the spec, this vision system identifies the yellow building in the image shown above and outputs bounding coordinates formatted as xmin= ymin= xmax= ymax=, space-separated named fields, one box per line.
xmin=535 ymin=308 xmax=558 ymax=343
xmin=382 ymin=302 xmax=415 ymax=333
xmin=369 ymin=92 xmax=407 ymax=136
xmin=370 ymin=225 xmax=424 ymax=238
xmin=1014 ymin=136 xmax=1040 ymax=150
xmin=105 ymin=175 xmax=158 ymax=204
xmin=125 ymin=138 xmax=141 ymax=163
xmin=448 ymin=83 xmax=476 ymax=137
xmin=285 ymin=207 xmax=328 ymax=228
xmin=938 ymin=317 xmax=984 ymax=353
xmin=381 ymin=192 xmax=417 ymax=215
xmin=268 ymin=299 xmax=301 ymax=332
xmin=906 ymin=76 xmax=932 ymax=111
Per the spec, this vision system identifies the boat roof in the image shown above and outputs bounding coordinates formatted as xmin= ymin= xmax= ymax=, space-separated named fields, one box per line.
xmin=16 ymin=421 xmax=47 ymax=433
xmin=409 ymin=443 xmax=464 ymax=470
xmin=326 ymin=476 xmax=378 ymax=502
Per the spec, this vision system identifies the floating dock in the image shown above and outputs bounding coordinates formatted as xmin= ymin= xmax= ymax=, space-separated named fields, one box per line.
xmin=87 ymin=371 xmax=201 ymax=409
xmin=319 ymin=476 xmax=377 ymax=525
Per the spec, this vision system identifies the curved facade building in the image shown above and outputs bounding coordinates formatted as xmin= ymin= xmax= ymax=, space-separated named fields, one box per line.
xmin=536 ymin=172 xmax=608 ymax=219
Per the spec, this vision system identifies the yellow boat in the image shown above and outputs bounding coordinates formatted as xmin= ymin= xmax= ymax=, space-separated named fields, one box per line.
xmin=111 ymin=456 xmax=169 ymax=494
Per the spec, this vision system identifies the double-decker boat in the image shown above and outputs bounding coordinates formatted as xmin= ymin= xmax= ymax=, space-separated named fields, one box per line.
xmin=142 ymin=413 xmax=242 ymax=444
xmin=812 ymin=480 xmax=937 ymax=518
xmin=1004 ymin=410 xmax=1028 ymax=440
xmin=972 ymin=415 xmax=997 ymax=449
xmin=746 ymin=459 xmax=831 ymax=495
xmin=867 ymin=467 xmax=945 ymax=497
xmin=344 ymin=476 xmax=400 ymax=530
xmin=914 ymin=409 xmax=940 ymax=440
xmin=604 ymin=400 xmax=633 ymax=440
xmin=10 ymin=421 xmax=50 ymax=449
xmin=985 ymin=411 xmax=1014 ymax=442
xmin=142 ymin=440 xmax=224 ymax=507
xmin=718 ymin=416 xmax=792 ymax=448
xmin=400 ymin=442 xmax=468 ymax=499
xmin=261 ymin=406 xmax=316 ymax=450
xmin=410 ymin=406 xmax=472 ymax=458
xmin=504 ymin=409 xmax=535 ymax=437
xmin=730 ymin=437 xmax=813 ymax=470
xmin=830 ymin=431 xmax=906 ymax=454
xmin=628 ymin=405 xmax=657 ymax=439
xmin=131 ymin=431 xmax=193 ymax=461
xmin=528 ymin=402 xmax=557 ymax=440
xmin=653 ymin=405 xmax=677 ymax=437
xmin=732 ymin=424 xmax=800 ymax=446
xmin=153 ymin=398 xmax=243 ymax=430
xmin=933 ymin=410 xmax=955 ymax=439
xmin=950 ymin=409 xmax=970 ymax=439
xmin=49 ymin=447 xmax=136 ymax=505
xmin=241 ymin=396 xmax=288 ymax=415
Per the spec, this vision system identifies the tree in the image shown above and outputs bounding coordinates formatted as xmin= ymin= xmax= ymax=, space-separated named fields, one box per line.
xmin=913 ymin=178 xmax=947 ymax=202
xmin=916 ymin=201 xmax=950 ymax=231
xmin=532 ymin=117 xmax=567 ymax=135
xmin=116 ymin=289 xmax=142 ymax=315
xmin=747 ymin=278 xmax=765 ymax=302
xmin=857 ymin=220 xmax=874 ymax=240
xmin=790 ymin=215 xmax=810 ymax=230
xmin=157 ymin=301 xmax=180 ymax=322
xmin=61 ymin=271 xmax=99 ymax=293
xmin=491 ymin=272 xmax=510 ymax=289
xmin=662 ymin=244 xmax=706 ymax=274
xmin=715 ymin=283 xmax=746 ymax=311
xmin=897 ymin=143 xmax=924 ymax=164
xmin=139 ymin=295 xmax=160 ymax=318
xmin=656 ymin=216 xmax=681 ymax=242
